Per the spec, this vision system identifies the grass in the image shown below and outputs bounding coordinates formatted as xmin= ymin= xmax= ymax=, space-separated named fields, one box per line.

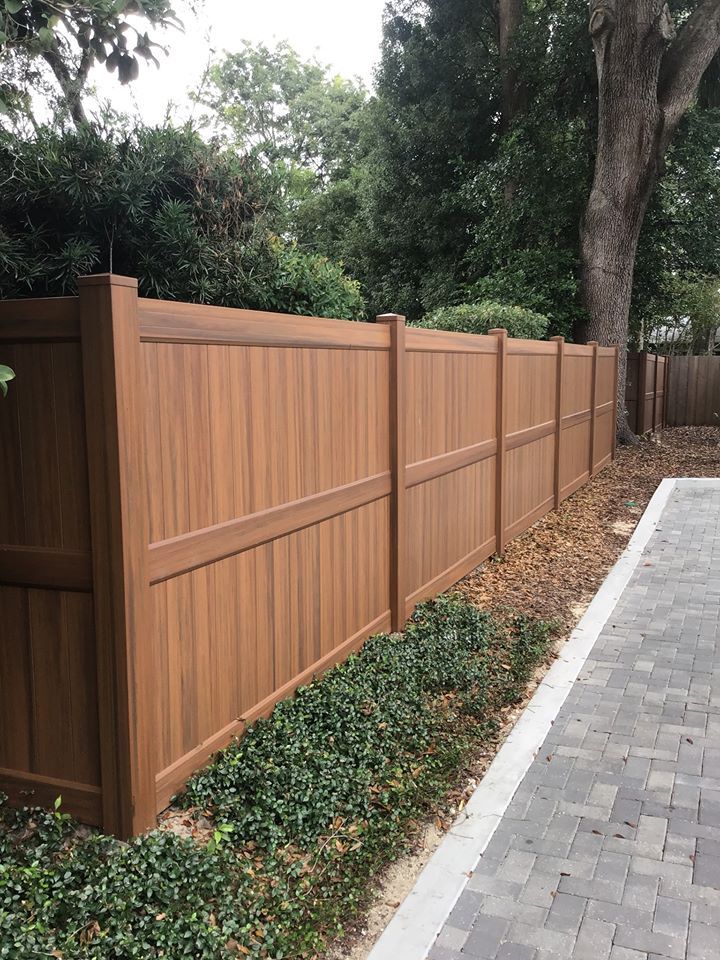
xmin=0 ymin=597 xmax=554 ymax=960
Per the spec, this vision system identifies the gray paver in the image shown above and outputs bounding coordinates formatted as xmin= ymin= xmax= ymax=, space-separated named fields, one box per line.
xmin=427 ymin=483 xmax=720 ymax=960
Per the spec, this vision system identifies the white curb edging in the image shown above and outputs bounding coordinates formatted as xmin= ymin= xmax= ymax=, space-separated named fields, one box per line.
xmin=367 ymin=478 xmax=679 ymax=960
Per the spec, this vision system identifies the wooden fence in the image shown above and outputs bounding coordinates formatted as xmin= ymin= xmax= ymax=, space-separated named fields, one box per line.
xmin=625 ymin=351 xmax=668 ymax=434
xmin=665 ymin=355 xmax=720 ymax=426
xmin=0 ymin=276 xmax=619 ymax=836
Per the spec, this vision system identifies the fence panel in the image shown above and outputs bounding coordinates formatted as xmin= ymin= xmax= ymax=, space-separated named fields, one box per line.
xmin=503 ymin=339 xmax=557 ymax=541
xmin=624 ymin=352 xmax=667 ymax=433
xmin=594 ymin=347 xmax=618 ymax=470
xmin=0 ymin=276 xmax=619 ymax=835
xmin=666 ymin=355 xmax=720 ymax=426
xmin=0 ymin=300 xmax=101 ymax=824
xmin=403 ymin=328 xmax=497 ymax=611
xmin=559 ymin=344 xmax=593 ymax=499
xmin=139 ymin=301 xmax=393 ymax=808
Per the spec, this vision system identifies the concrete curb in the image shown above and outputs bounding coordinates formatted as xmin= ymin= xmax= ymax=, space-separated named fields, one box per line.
xmin=367 ymin=478 xmax=678 ymax=960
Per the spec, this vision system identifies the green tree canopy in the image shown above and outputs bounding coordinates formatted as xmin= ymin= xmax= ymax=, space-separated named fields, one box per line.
xmin=0 ymin=0 xmax=179 ymax=123
xmin=350 ymin=0 xmax=720 ymax=340
xmin=195 ymin=41 xmax=370 ymax=260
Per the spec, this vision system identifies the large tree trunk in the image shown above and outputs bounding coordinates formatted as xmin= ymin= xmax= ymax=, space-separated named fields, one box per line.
xmin=579 ymin=0 xmax=720 ymax=442
xmin=580 ymin=1 xmax=670 ymax=442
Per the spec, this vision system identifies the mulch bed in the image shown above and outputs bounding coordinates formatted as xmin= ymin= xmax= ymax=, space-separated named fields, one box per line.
xmin=458 ymin=426 xmax=720 ymax=632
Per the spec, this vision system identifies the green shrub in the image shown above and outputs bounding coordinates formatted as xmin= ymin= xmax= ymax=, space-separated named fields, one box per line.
xmin=0 ymin=598 xmax=553 ymax=959
xmin=414 ymin=300 xmax=550 ymax=340
xmin=0 ymin=124 xmax=363 ymax=320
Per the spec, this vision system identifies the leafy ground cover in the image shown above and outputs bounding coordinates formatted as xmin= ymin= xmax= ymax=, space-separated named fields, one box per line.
xmin=0 ymin=598 xmax=553 ymax=960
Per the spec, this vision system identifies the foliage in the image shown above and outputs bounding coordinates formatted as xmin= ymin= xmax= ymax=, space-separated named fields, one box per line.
xmin=0 ymin=598 xmax=553 ymax=958
xmin=0 ymin=0 xmax=179 ymax=122
xmin=195 ymin=41 xmax=370 ymax=261
xmin=633 ymin=106 xmax=720 ymax=346
xmin=351 ymin=0 xmax=500 ymax=320
xmin=350 ymin=0 xmax=720 ymax=335
xmin=647 ymin=272 xmax=720 ymax=354
xmin=414 ymin=300 xmax=550 ymax=340
xmin=198 ymin=41 xmax=367 ymax=183
xmin=0 ymin=122 xmax=363 ymax=318
xmin=0 ymin=363 xmax=13 ymax=395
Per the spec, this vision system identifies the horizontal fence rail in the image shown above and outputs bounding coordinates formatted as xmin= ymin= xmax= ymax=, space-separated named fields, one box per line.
xmin=0 ymin=276 xmax=619 ymax=835
xmin=665 ymin=355 xmax=720 ymax=426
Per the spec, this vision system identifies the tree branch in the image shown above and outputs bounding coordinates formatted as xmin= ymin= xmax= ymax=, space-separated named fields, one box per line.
xmin=659 ymin=0 xmax=720 ymax=139
xmin=41 ymin=44 xmax=89 ymax=127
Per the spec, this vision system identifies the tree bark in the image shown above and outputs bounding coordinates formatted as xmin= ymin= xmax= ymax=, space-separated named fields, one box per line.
xmin=497 ymin=0 xmax=526 ymax=131
xmin=579 ymin=0 xmax=720 ymax=442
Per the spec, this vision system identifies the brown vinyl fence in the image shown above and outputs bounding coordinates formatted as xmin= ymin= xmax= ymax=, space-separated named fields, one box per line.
xmin=0 ymin=275 xmax=618 ymax=837
xmin=625 ymin=351 xmax=668 ymax=434
xmin=665 ymin=355 xmax=720 ymax=426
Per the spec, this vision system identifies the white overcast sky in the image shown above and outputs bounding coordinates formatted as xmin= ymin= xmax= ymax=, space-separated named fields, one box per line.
xmin=88 ymin=0 xmax=387 ymax=123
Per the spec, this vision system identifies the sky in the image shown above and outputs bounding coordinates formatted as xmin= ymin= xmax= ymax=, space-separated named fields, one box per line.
xmin=89 ymin=0 xmax=387 ymax=124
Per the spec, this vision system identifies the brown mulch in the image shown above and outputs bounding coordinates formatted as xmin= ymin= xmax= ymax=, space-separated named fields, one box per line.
xmin=458 ymin=426 xmax=720 ymax=632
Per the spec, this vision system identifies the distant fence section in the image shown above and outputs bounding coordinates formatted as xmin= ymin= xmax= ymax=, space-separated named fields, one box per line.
xmin=0 ymin=276 xmax=619 ymax=837
xmin=665 ymin=355 xmax=720 ymax=426
xmin=625 ymin=351 xmax=668 ymax=434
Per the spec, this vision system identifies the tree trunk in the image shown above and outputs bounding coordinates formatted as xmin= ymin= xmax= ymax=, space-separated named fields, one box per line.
xmin=42 ymin=45 xmax=90 ymax=128
xmin=498 ymin=0 xmax=526 ymax=131
xmin=580 ymin=1 xmax=670 ymax=442
xmin=579 ymin=0 xmax=720 ymax=442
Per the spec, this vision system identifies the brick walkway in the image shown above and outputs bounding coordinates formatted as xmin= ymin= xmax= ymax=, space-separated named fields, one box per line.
xmin=430 ymin=480 xmax=720 ymax=960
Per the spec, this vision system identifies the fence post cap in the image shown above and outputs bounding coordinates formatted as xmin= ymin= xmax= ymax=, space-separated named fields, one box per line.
xmin=550 ymin=335 xmax=565 ymax=342
xmin=78 ymin=274 xmax=138 ymax=290
xmin=488 ymin=327 xmax=508 ymax=337
xmin=375 ymin=313 xmax=405 ymax=324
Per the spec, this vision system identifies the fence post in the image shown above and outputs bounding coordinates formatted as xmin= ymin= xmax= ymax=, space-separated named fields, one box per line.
xmin=78 ymin=274 xmax=155 ymax=838
xmin=637 ymin=349 xmax=648 ymax=434
xmin=489 ymin=328 xmax=508 ymax=554
xmin=377 ymin=314 xmax=407 ymax=632
xmin=588 ymin=341 xmax=599 ymax=477
xmin=551 ymin=336 xmax=564 ymax=508
xmin=652 ymin=354 xmax=659 ymax=432
xmin=612 ymin=345 xmax=619 ymax=460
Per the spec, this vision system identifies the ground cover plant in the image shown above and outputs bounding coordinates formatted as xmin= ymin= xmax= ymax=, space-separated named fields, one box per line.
xmin=0 ymin=597 xmax=553 ymax=960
